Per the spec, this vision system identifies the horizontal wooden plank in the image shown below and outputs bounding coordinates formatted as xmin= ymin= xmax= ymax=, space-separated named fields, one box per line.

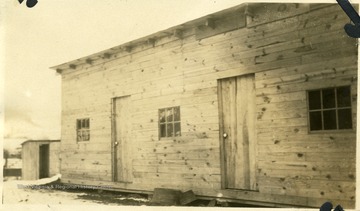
xmin=257 ymin=133 xmax=356 ymax=145
xmin=256 ymin=91 xmax=305 ymax=105
xmin=307 ymin=196 xmax=354 ymax=209
xmin=257 ymin=108 xmax=307 ymax=121
xmin=255 ymin=55 xmax=356 ymax=81
xmin=155 ymin=150 xmax=220 ymax=160
xmin=257 ymin=117 xmax=307 ymax=128
xmin=133 ymin=171 xmax=220 ymax=182
xmin=301 ymin=47 xmax=357 ymax=65
xmin=256 ymin=100 xmax=307 ymax=112
xmin=256 ymin=66 xmax=357 ymax=92
xmin=259 ymin=168 xmax=355 ymax=182
xmin=304 ymin=152 xmax=356 ymax=162
xmin=258 ymin=161 xmax=355 ymax=173
xmin=258 ymin=142 xmax=356 ymax=153
xmin=258 ymin=185 xmax=353 ymax=201
xmin=156 ymin=165 xmax=219 ymax=174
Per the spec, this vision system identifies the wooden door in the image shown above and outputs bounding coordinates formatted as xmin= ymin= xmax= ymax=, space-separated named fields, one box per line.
xmin=113 ymin=96 xmax=132 ymax=182
xmin=39 ymin=144 xmax=49 ymax=179
xmin=218 ymin=74 xmax=257 ymax=190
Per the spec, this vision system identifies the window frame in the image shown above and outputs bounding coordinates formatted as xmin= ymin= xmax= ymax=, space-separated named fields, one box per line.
xmin=158 ymin=106 xmax=181 ymax=139
xmin=76 ymin=118 xmax=90 ymax=142
xmin=307 ymin=86 xmax=353 ymax=133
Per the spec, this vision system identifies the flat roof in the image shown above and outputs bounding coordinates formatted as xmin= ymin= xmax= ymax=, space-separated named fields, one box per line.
xmin=21 ymin=140 xmax=60 ymax=145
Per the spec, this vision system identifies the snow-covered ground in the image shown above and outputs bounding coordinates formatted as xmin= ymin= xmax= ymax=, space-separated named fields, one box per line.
xmin=2 ymin=176 xmax=152 ymax=211
xmin=1 ymin=176 xmax=263 ymax=210
xmin=3 ymin=178 xmax=101 ymax=205
xmin=2 ymin=178 xmax=214 ymax=211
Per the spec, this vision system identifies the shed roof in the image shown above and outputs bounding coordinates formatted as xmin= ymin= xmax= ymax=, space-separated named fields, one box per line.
xmin=21 ymin=140 xmax=60 ymax=146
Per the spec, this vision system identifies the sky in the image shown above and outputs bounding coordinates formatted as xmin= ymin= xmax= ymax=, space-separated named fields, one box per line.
xmin=0 ymin=0 xmax=350 ymax=149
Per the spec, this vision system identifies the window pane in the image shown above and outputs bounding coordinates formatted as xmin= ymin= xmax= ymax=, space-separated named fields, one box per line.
xmin=174 ymin=122 xmax=181 ymax=137
xmin=338 ymin=109 xmax=352 ymax=129
xmin=77 ymin=120 xmax=81 ymax=129
xmin=308 ymin=91 xmax=321 ymax=110
xmin=82 ymin=119 xmax=86 ymax=128
xmin=82 ymin=131 xmax=86 ymax=141
xmin=337 ymin=86 xmax=351 ymax=107
xmin=174 ymin=107 xmax=180 ymax=121
xmin=323 ymin=110 xmax=337 ymax=130
xmin=86 ymin=130 xmax=90 ymax=141
xmin=77 ymin=130 xmax=82 ymax=141
xmin=309 ymin=111 xmax=322 ymax=131
xmin=166 ymin=108 xmax=173 ymax=122
xmin=322 ymin=88 xmax=335 ymax=109
xmin=85 ymin=119 xmax=89 ymax=128
xmin=159 ymin=109 xmax=166 ymax=123
xmin=167 ymin=123 xmax=173 ymax=137
xmin=160 ymin=124 xmax=166 ymax=137
xmin=82 ymin=130 xmax=85 ymax=141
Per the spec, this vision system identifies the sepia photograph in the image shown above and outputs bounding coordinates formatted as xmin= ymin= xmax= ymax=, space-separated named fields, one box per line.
xmin=2 ymin=0 xmax=359 ymax=210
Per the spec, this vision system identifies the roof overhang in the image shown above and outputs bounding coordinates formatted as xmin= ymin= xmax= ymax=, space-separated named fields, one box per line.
xmin=50 ymin=3 xmax=252 ymax=73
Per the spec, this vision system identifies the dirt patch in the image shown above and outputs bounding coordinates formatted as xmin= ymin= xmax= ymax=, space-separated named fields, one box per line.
xmin=75 ymin=191 xmax=149 ymax=206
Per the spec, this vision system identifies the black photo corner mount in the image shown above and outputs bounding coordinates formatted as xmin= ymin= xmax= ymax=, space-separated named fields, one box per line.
xmin=319 ymin=202 xmax=344 ymax=211
xmin=18 ymin=0 xmax=38 ymax=8
xmin=337 ymin=0 xmax=360 ymax=38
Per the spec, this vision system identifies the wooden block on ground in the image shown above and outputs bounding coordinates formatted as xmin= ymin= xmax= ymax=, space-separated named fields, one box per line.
xmin=150 ymin=188 xmax=181 ymax=206
xmin=180 ymin=190 xmax=197 ymax=205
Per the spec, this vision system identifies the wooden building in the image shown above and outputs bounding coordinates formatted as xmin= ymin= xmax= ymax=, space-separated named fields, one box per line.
xmin=51 ymin=3 xmax=357 ymax=208
xmin=21 ymin=140 xmax=61 ymax=180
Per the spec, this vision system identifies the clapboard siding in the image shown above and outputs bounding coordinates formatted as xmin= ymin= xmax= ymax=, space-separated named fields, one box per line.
xmin=55 ymin=3 xmax=356 ymax=208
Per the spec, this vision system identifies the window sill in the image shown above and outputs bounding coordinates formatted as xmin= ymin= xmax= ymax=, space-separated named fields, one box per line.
xmin=308 ymin=129 xmax=355 ymax=134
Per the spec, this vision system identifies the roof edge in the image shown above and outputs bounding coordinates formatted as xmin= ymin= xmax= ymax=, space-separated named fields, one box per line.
xmin=21 ymin=139 xmax=61 ymax=145
xmin=50 ymin=3 xmax=250 ymax=72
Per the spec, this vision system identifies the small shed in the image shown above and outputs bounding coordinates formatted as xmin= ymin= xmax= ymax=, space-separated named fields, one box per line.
xmin=21 ymin=140 xmax=61 ymax=180
xmin=51 ymin=3 xmax=357 ymax=208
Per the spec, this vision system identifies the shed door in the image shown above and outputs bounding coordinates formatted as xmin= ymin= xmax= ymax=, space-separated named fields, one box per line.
xmin=39 ymin=144 xmax=49 ymax=179
xmin=219 ymin=74 xmax=257 ymax=190
xmin=113 ymin=96 xmax=132 ymax=182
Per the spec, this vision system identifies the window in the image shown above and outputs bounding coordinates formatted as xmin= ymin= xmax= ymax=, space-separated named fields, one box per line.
xmin=77 ymin=118 xmax=90 ymax=141
xmin=159 ymin=106 xmax=181 ymax=138
xmin=308 ymin=86 xmax=352 ymax=131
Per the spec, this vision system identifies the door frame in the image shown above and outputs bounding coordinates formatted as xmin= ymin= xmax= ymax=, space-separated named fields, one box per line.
xmin=111 ymin=97 xmax=117 ymax=182
xmin=218 ymin=79 xmax=227 ymax=189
